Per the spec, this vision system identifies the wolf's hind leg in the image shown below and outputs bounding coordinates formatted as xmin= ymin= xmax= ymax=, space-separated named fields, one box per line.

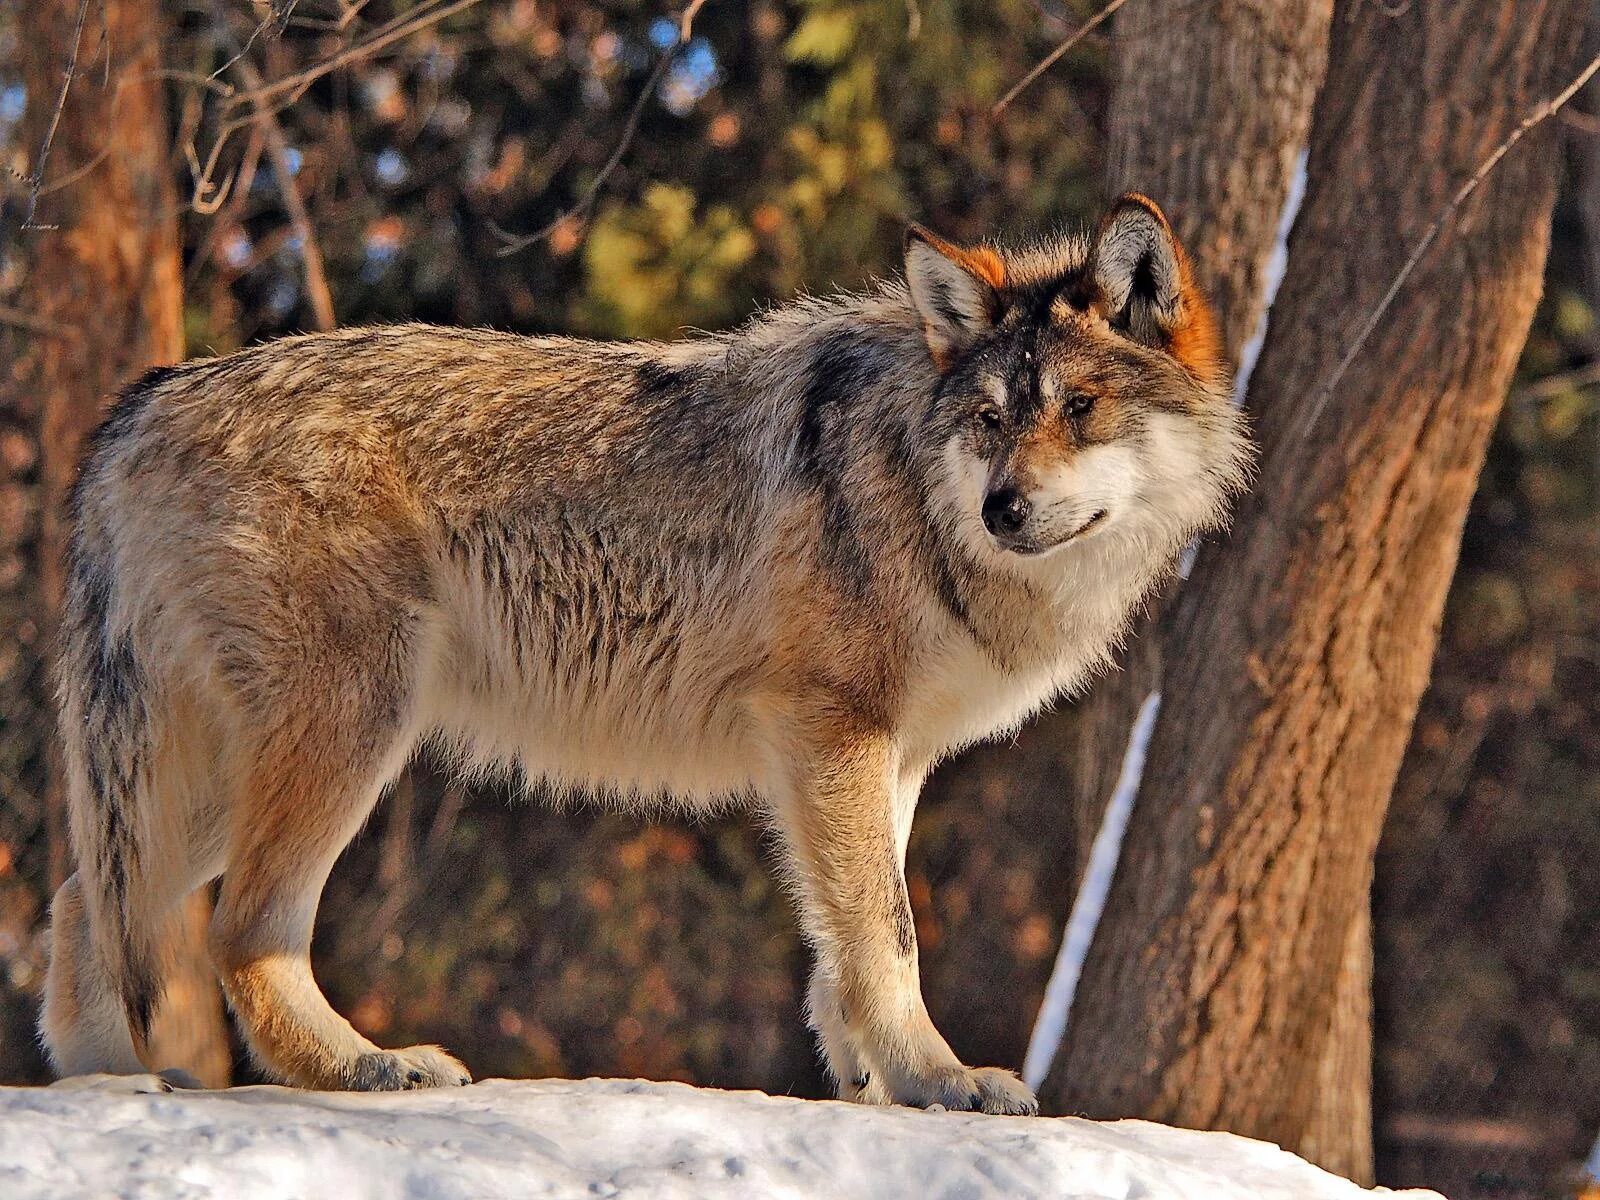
xmin=210 ymin=712 xmax=469 ymax=1091
xmin=40 ymin=873 xmax=147 ymax=1078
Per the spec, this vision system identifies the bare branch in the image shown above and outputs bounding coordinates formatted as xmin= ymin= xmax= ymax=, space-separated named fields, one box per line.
xmin=148 ymin=68 xmax=237 ymax=98
xmin=1297 ymin=50 xmax=1600 ymax=435
xmin=1512 ymin=359 xmax=1600 ymax=404
xmin=991 ymin=0 xmax=1129 ymax=119
xmin=180 ymin=0 xmax=478 ymax=223
xmin=223 ymin=0 xmax=478 ymax=113
xmin=186 ymin=124 xmax=265 ymax=287
xmin=0 ymin=306 xmax=71 ymax=337
xmin=1021 ymin=0 xmax=1074 ymax=27
xmin=36 ymin=146 xmax=111 ymax=199
xmin=17 ymin=0 xmax=95 ymax=234
xmin=207 ymin=0 xmax=300 ymax=83
xmin=1558 ymin=106 xmax=1600 ymax=134
xmin=679 ymin=0 xmax=709 ymax=41
xmin=493 ymin=0 xmax=714 ymax=258
xmin=231 ymin=54 xmax=336 ymax=331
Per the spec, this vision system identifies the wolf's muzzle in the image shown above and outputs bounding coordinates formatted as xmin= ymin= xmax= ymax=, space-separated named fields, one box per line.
xmin=982 ymin=487 xmax=1031 ymax=538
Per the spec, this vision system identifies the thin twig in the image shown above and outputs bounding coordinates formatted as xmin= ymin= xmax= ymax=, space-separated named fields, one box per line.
xmin=19 ymin=0 xmax=95 ymax=233
xmin=208 ymin=0 xmax=300 ymax=82
xmin=96 ymin=6 xmax=111 ymax=89
xmin=1022 ymin=0 xmax=1074 ymax=27
xmin=991 ymin=0 xmax=1129 ymax=119
xmin=1298 ymin=50 xmax=1600 ymax=435
xmin=287 ymin=0 xmax=374 ymax=34
xmin=186 ymin=123 xmax=265 ymax=287
xmin=377 ymin=780 xmax=469 ymax=947
xmin=232 ymin=53 xmax=336 ymax=330
xmin=36 ymin=146 xmax=110 ymax=198
xmin=1557 ymin=106 xmax=1600 ymax=135
xmin=679 ymin=0 xmax=708 ymax=40
xmin=225 ymin=0 xmax=473 ymax=112
xmin=338 ymin=0 xmax=375 ymax=32
xmin=148 ymin=68 xmax=237 ymax=97
xmin=1512 ymin=359 xmax=1600 ymax=404
xmin=183 ymin=0 xmax=477 ymax=222
xmin=0 ymin=306 xmax=71 ymax=337
xmin=492 ymin=0 xmax=713 ymax=257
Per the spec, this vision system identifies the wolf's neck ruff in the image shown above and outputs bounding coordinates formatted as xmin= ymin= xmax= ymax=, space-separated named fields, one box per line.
xmin=44 ymin=195 xmax=1248 ymax=1116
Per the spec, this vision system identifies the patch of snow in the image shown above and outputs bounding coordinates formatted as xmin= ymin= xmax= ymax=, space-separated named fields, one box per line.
xmin=1232 ymin=148 xmax=1308 ymax=409
xmin=0 ymin=1077 xmax=1443 ymax=1200
xmin=1175 ymin=149 xmax=1309 ymax=590
xmin=1024 ymin=691 xmax=1162 ymax=1089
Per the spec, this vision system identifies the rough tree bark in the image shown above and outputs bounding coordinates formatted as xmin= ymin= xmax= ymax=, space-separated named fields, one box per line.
xmin=1101 ymin=0 xmax=1331 ymax=354
xmin=6 ymin=0 xmax=230 ymax=1087
xmin=1043 ymin=0 xmax=1582 ymax=1182
xmin=1073 ymin=0 xmax=1350 ymax=1168
xmin=1065 ymin=0 xmax=1334 ymax=928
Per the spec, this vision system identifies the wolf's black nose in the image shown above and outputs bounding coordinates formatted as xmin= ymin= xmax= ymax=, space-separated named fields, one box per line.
xmin=982 ymin=488 xmax=1031 ymax=536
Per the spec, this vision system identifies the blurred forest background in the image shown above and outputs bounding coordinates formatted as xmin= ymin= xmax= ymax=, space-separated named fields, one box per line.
xmin=0 ymin=2 xmax=1595 ymax=1198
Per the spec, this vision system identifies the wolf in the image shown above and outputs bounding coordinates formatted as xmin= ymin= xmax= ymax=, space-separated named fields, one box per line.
xmin=40 ymin=193 xmax=1248 ymax=1113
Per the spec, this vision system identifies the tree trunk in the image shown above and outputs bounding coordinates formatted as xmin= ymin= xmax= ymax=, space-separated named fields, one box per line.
xmin=1102 ymin=0 xmax=1331 ymax=354
xmin=1066 ymin=0 xmax=1332 ymax=891
xmin=1043 ymin=0 xmax=1580 ymax=1181
xmin=6 ymin=0 xmax=230 ymax=1088
xmin=1042 ymin=0 xmax=1338 ymax=1153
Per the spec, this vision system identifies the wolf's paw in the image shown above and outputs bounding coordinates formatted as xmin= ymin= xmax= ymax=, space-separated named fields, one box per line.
xmin=843 ymin=1070 xmax=890 ymax=1106
xmin=348 ymin=1045 xmax=471 ymax=1091
xmin=860 ymin=1063 xmax=1038 ymax=1115
xmin=49 ymin=1071 xmax=193 ymax=1095
xmin=963 ymin=1066 xmax=1039 ymax=1116
xmin=927 ymin=1065 xmax=1038 ymax=1116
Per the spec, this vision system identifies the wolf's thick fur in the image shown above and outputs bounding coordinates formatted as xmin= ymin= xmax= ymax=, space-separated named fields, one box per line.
xmin=41 ymin=195 xmax=1248 ymax=1112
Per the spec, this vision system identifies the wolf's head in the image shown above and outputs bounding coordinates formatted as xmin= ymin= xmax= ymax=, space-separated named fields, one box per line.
xmin=907 ymin=194 xmax=1250 ymax=563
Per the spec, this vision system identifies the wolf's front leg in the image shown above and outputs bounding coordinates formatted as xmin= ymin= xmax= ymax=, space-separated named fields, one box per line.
xmin=776 ymin=728 xmax=1036 ymax=1116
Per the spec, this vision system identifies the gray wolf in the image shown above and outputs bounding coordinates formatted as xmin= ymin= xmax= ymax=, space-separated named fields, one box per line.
xmin=40 ymin=193 xmax=1248 ymax=1113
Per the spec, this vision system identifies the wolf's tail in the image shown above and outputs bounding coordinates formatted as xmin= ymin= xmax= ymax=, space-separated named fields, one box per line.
xmin=53 ymin=457 xmax=166 ymax=1059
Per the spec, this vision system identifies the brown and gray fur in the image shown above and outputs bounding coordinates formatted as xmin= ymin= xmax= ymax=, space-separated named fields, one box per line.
xmin=41 ymin=194 xmax=1249 ymax=1112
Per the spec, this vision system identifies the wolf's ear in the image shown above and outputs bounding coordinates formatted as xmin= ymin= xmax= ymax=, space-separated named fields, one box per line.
xmin=1088 ymin=193 xmax=1221 ymax=381
xmin=905 ymin=224 xmax=1006 ymax=369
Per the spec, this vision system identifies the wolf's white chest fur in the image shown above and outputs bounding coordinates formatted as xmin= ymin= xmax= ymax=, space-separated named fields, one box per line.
xmin=899 ymin=530 xmax=1168 ymax=769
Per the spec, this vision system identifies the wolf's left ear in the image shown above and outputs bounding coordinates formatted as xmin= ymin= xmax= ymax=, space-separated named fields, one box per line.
xmin=905 ymin=225 xmax=1006 ymax=370
xmin=1088 ymin=194 xmax=1222 ymax=382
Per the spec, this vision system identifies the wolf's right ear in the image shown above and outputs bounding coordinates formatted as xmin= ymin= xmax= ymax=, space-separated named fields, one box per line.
xmin=905 ymin=225 xmax=1005 ymax=370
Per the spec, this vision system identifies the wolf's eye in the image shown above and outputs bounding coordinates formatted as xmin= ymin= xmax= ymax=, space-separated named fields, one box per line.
xmin=975 ymin=406 xmax=1003 ymax=431
xmin=1065 ymin=392 xmax=1095 ymax=418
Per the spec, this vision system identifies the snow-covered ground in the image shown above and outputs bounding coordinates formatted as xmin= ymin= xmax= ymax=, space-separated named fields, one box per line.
xmin=0 ymin=1076 xmax=1443 ymax=1199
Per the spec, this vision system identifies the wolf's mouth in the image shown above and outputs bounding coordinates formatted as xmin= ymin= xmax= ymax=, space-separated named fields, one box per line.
xmin=998 ymin=510 xmax=1108 ymax=556
xmin=1071 ymin=509 xmax=1109 ymax=539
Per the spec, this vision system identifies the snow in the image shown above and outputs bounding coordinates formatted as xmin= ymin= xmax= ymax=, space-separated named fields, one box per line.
xmin=1024 ymin=691 xmax=1162 ymax=1089
xmin=0 ymin=1076 xmax=1442 ymax=1200
xmin=1232 ymin=148 xmax=1308 ymax=409
xmin=1175 ymin=147 xmax=1308 ymax=583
